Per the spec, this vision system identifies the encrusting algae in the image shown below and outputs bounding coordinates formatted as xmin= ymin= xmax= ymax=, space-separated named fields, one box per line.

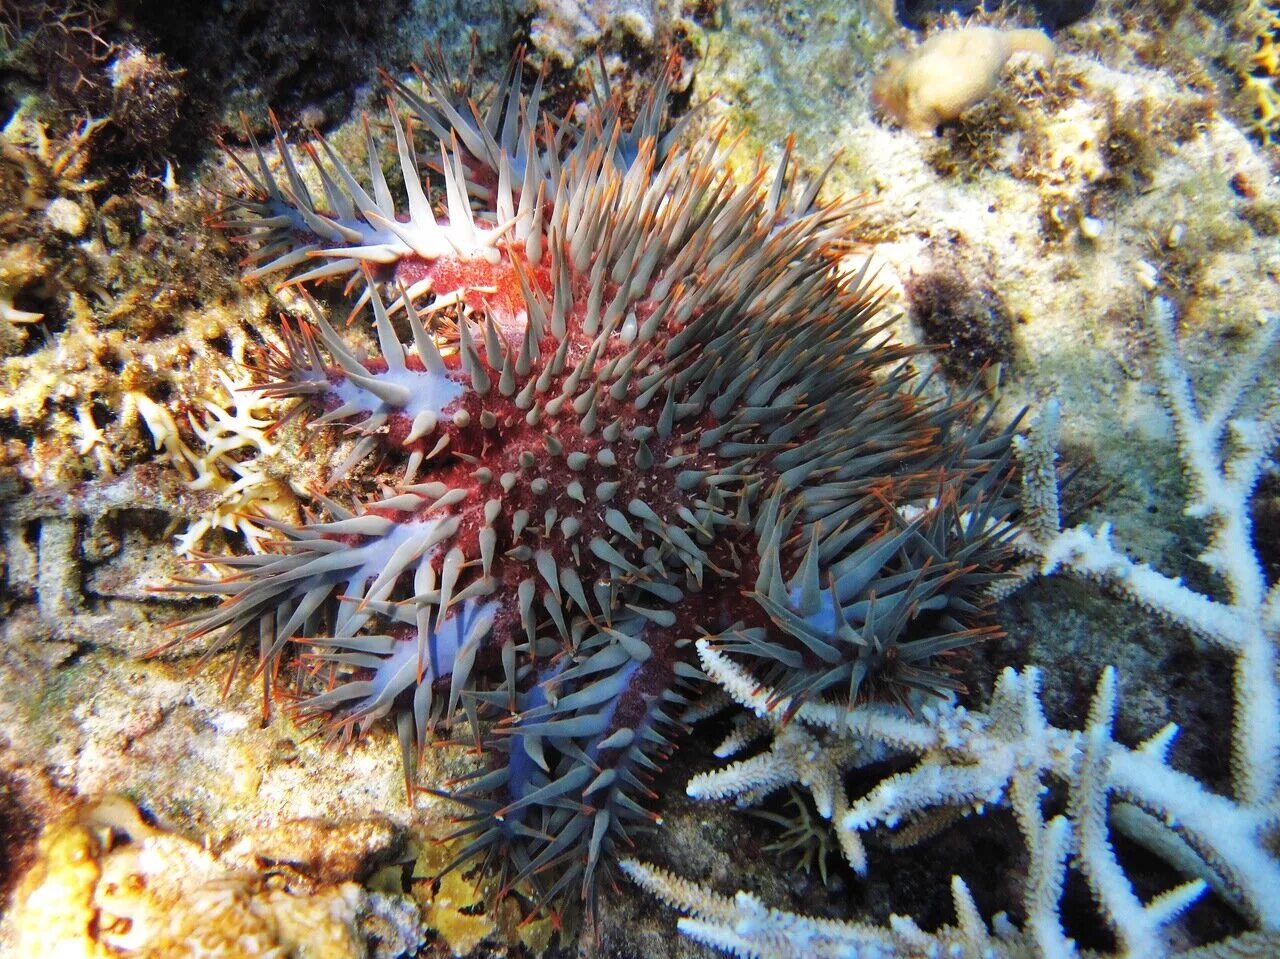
xmin=394 ymin=838 xmax=554 ymax=957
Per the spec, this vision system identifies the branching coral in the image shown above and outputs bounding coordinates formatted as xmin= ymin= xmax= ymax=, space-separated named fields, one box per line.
xmin=1011 ymin=301 xmax=1280 ymax=809
xmin=129 ymin=359 xmax=302 ymax=557
xmin=624 ymin=298 xmax=1280 ymax=957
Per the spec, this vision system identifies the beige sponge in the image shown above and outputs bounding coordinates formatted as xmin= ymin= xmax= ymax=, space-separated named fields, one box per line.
xmin=872 ymin=27 xmax=1055 ymax=134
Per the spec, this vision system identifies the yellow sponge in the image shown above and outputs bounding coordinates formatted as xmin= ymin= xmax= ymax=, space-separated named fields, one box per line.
xmin=872 ymin=26 xmax=1055 ymax=134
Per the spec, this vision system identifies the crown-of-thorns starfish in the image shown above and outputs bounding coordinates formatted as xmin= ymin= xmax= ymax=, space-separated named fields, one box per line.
xmin=174 ymin=50 xmax=1023 ymax=927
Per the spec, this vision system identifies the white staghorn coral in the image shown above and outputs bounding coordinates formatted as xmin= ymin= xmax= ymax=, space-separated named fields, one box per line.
xmin=625 ymin=298 xmax=1280 ymax=957
xmin=686 ymin=694 xmax=885 ymax=875
xmin=1027 ymin=300 xmax=1280 ymax=809
xmin=623 ymin=857 xmax=1023 ymax=958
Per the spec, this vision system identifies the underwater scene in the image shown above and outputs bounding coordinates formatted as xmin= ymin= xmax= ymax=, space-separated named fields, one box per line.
xmin=0 ymin=0 xmax=1277 ymax=956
